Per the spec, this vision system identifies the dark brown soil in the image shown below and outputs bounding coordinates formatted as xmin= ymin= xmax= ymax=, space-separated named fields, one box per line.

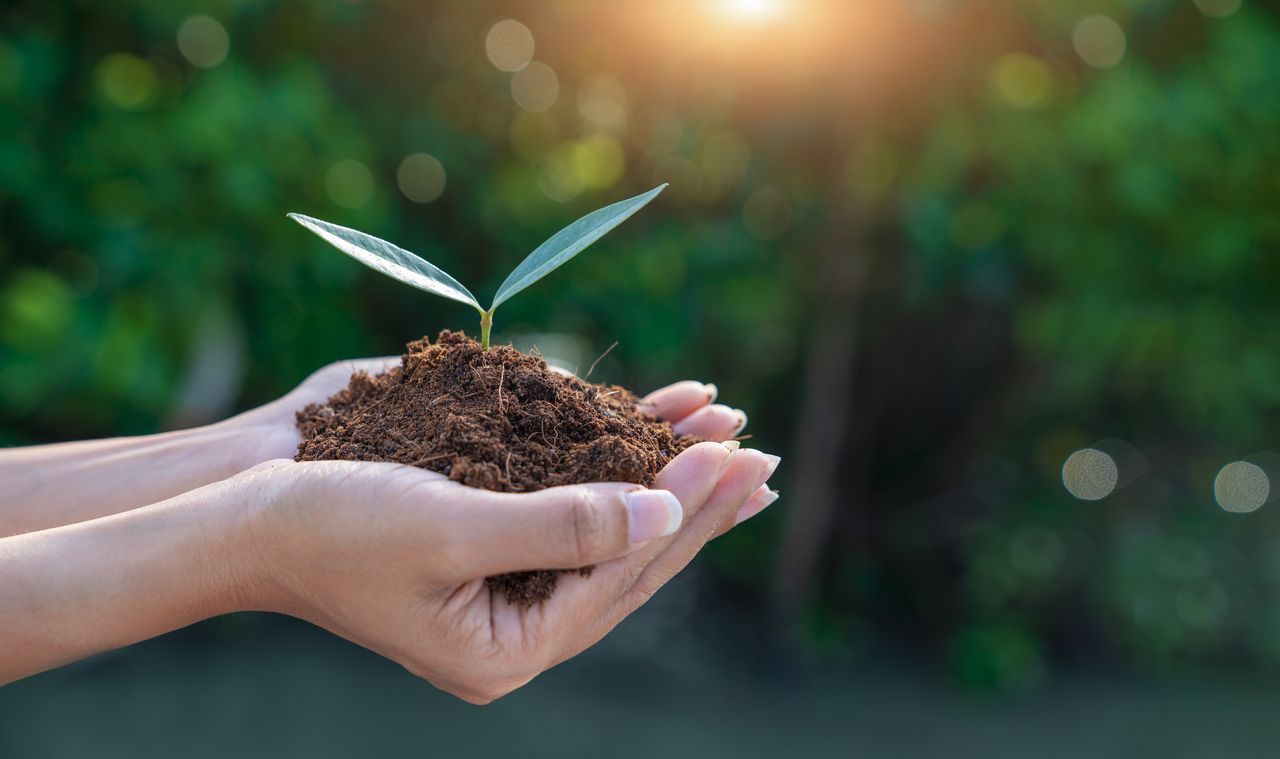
xmin=294 ymin=330 xmax=695 ymax=607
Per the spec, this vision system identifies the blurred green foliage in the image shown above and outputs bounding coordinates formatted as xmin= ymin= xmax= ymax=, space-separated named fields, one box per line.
xmin=1 ymin=0 xmax=1278 ymax=688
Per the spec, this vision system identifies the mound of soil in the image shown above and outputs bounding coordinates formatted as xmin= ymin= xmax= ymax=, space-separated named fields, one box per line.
xmin=294 ymin=330 xmax=696 ymax=607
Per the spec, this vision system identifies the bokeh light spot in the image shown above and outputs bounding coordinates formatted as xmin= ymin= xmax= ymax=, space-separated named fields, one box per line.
xmin=989 ymin=53 xmax=1052 ymax=109
xmin=428 ymin=15 xmax=474 ymax=67
xmin=95 ymin=53 xmax=159 ymax=110
xmin=577 ymin=73 xmax=629 ymax=135
xmin=1194 ymin=0 xmax=1242 ymax=18
xmin=510 ymin=61 xmax=559 ymax=112
xmin=0 ymin=269 xmax=74 ymax=348
xmin=538 ymin=144 xmax=585 ymax=202
xmin=325 ymin=159 xmax=375 ymax=209
xmin=396 ymin=153 xmax=446 ymax=203
xmin=742 ymin=188 xmax=791 ymax=241
xmin=485 ymin=19 xmax=534 ymax=72
xmin=177 ymin=15 xmax=230 ymax=69
xmin=1214 ymin=461 xmax=1269 ymax=514
xmin=571 ymin=135 xmax=625 ymax=189
xmin=1062 ymin=448 xmax=1118 ymax=500
xmin=1073 ymin=15 xmax=1126 ymax=69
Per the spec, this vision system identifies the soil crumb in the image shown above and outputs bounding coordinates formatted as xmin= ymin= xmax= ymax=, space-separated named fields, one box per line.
xmin=295 ymin=330 xmax=695 ymax=607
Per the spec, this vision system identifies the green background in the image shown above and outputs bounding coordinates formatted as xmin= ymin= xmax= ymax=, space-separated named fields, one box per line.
xmin=3 ymin=0 xmax=1280 ymax=755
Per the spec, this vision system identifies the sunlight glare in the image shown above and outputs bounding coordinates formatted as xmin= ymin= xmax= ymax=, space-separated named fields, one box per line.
xmin=717 ymin=0 xmax=784 ymax=21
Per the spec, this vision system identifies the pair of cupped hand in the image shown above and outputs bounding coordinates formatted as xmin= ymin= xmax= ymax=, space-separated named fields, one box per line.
xmin=224 ymin=359 xmax=781 ymax=704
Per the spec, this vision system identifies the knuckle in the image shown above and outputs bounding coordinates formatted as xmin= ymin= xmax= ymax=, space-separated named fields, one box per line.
xmin=630 ymin=574 xmax=666 ymax=606
xmin=620 ymin=559 xmax=647 ymax=588
xmin=568 ymin=490 xmax=608 ymax=565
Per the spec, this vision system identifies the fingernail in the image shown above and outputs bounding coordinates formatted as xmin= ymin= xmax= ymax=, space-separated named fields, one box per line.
xmin=754 ymin=454 xmax=781 ymax=490
xmin=627 ymin=489 xmax=683 ymax=543
xmin=704 ymin=383 xmax=718 ymax=403
xmin=722 ymin=440 xmax=741 ymax=451
xmin=732 ymin=408 xmax=748 ymax=434
xmin=734 ymin=489 xmax=780 ymax=525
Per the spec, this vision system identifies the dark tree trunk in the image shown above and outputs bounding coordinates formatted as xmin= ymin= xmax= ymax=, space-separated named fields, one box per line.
xmin=771 ymin=194 xmax=870 ymax=629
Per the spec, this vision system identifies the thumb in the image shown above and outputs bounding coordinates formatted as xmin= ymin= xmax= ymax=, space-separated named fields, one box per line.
xmin=437 ymin=483 xmax=683 ymax=579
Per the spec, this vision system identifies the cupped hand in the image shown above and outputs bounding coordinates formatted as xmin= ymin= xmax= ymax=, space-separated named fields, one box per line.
xmin=233 ymin=441 xmax=779 ymax=704
xmin=229 ymin=359 xmax=749 ymax=469
xmin=224 ymin=357 xmax=400 ymax=465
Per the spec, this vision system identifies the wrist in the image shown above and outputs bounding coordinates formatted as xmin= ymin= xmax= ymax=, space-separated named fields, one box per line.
xmin=209 ymin=407 xmax=300 ymax=472
xmin=209 ymin=461 xmax=305 ymax=616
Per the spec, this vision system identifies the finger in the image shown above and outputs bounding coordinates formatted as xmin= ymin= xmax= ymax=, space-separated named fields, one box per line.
xmin=711 ymin=485 xmax=780 ymax=539
xmin=548 ymin=449 xmax=770 ymax=661
xmin=638 ymin=381 xmax=717 ymax=422
xmin=625 ymin=441 xmax=738 ymax=568
xmin=558 ymin=441 xmax=736 ymax=605
xmin=537 ymin=441 xmax=734 ymax=651
xmin=673 ymin=404 xmax=747 ymax=440
xmin=608 ymin=449 xmax=774 ymax=621
xmin=318 ymin=356 xmax=398 ymax=380
xmin=300 ymin=356 xmax=398 ymax=398
xmin=430 ymin=482 xmax=684 ymax=580
xmin=346 ymin=356 xmax=399 ymax=374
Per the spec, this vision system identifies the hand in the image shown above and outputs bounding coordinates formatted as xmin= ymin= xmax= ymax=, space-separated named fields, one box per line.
xmin=0 ymin=349 xmax=755 ymax=537
xmin=230 ymin=361 xmax=746 ymax=468
xmin=222 ymin=357 xmax=400 ymax=466
xmin=0 ymin=373 xmax=779 ymax=687
xmin=236 ymin=441 xmax=780 ymax=704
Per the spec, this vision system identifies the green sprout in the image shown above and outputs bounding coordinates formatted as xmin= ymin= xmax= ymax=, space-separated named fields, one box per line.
xmin=289 ymin=184 xmax=666 ymax=350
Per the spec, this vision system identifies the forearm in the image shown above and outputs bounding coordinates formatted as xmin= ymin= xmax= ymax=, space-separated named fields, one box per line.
xmin=0 ymin=417 xmax=278 ymax=535
xmin=0 ymin=479 xmax=261 ymax=685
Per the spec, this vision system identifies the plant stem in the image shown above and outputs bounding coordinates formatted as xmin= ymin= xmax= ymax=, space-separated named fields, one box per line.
xmin=480 ymin=309 xmax=493 ymax=350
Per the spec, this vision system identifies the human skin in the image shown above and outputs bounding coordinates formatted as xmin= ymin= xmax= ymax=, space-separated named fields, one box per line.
xmin=0 ymin=445 xmax=778 ymax=697
xmin=0 ymin=361 xmax=780 ymax=697
xmin=0 ymin=359 xmax=759 ymax=536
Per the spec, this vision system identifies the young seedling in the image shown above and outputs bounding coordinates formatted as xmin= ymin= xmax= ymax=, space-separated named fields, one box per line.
xmin=289 ymin=184 xmax=666 ymax=350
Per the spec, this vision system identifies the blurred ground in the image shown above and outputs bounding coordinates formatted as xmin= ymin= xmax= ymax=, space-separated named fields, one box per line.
xmin=5 ymin=579 xmax=1280 ymax=759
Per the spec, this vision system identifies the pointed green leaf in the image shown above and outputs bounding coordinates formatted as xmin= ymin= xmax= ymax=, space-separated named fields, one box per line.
xmin=490 ymin=184 xmax=667 ymax=310
xmin=288 ymin=213 xmax=481 ymax=311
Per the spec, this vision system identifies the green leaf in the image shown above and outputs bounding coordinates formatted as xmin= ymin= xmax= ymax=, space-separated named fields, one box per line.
xmin=490 ymin=184 xmax=667 ymax=310
xmin=288 ymin=213 xmax=482 ymax=312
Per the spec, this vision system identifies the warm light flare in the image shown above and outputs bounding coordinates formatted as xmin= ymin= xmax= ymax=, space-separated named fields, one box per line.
xmin=622 ymin=1 xmax=967 ymax=109
xmin=716 ymin=0 xmax=785 ymax=21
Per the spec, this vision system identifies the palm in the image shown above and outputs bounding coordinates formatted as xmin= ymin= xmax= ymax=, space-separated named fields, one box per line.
xmin=435 ymin=568 xmax=621 ymax=676
xmin=434 ymin=445 xmax=755 ymax=673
